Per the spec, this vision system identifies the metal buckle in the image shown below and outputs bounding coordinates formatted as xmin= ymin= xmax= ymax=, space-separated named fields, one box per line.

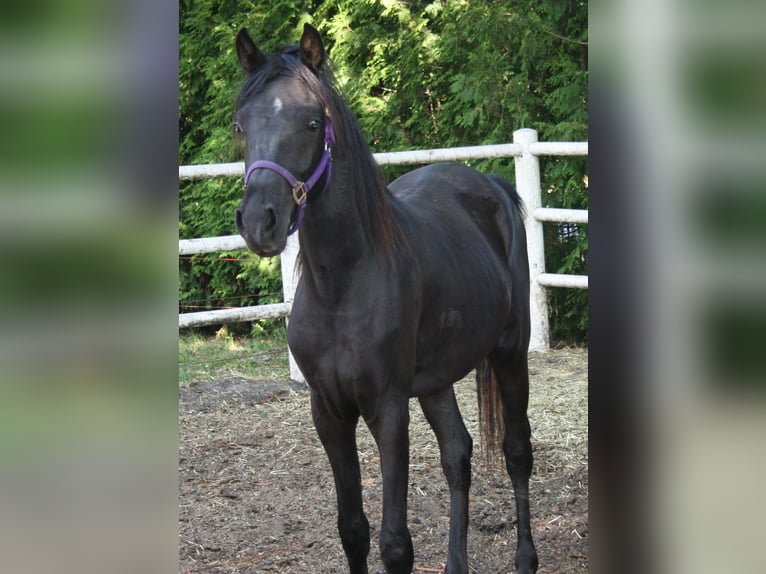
xmin=292 ymin=182 xmax=307 ymax=205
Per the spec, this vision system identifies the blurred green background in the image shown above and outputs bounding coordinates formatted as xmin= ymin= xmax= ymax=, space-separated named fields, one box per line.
xmin=0 ymin=1 xmax=178 ymax=573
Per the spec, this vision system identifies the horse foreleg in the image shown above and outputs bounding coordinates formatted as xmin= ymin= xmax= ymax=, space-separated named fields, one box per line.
xmin=311 ymin=392 xmax=370 ymax=574
xmin=419 ymin=387 xmax=472 ymax=574
xmin=367 ymin=396 xmax=413 ymax=574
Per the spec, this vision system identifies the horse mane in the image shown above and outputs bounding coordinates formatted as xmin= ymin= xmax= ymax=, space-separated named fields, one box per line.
xmin=237 ymin=44 xmax=403 ymax=263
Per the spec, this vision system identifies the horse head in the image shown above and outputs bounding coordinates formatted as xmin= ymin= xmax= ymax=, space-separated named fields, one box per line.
xmin=234 ymin=24 xmax=332 ymax=256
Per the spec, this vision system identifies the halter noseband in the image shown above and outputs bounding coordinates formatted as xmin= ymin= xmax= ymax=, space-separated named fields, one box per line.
xmin=243 ymin=111 xmax=335 ymax=235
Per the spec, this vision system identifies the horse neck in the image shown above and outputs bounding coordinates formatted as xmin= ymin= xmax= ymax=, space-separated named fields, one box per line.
xmin=297 ymin=152 xmax=383 ymax=301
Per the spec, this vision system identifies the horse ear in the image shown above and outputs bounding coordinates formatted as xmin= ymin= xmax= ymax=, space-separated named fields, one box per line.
xmin=236 ymin=28 xmax=267 ymax=73
xmin=299 ymin=23 xmax=325 ymax=72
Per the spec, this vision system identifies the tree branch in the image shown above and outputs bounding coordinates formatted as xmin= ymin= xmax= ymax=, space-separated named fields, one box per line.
xmin=543 ymin=29 xmax=588 ymax=46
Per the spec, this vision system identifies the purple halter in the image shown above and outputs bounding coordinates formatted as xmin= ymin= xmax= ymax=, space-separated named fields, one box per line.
xmin=243 ymin=112 xmax=335 ymax=235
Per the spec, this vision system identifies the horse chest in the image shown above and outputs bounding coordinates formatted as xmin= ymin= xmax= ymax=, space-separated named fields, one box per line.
xmin=289 ymin=315 xmax=408 ymax=422
xmin=288 ymin=297 xmax=410 ymax=395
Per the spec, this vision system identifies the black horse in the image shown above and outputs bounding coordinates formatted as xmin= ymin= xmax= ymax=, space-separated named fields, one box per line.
xmin=234 ymin=24 xmax=537 ymax=574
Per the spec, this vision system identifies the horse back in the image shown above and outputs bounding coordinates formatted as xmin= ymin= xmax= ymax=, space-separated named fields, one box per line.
xmin=390 ymin=163 xmax=524 ymax=272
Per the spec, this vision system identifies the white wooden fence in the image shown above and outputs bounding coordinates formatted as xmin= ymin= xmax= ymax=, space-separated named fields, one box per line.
xmin=179 ymin=128 xmax=588 ymax=380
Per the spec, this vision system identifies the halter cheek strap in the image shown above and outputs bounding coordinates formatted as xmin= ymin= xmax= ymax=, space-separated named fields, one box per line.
xmin=244 ymin=113 xmax=335 ymax=235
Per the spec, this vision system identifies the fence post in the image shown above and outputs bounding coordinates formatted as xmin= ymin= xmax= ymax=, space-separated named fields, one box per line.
xmin=279 ymin=232 xmax=305 ymax=382
xmin=513 ymin=128 xmax=551 ymax=351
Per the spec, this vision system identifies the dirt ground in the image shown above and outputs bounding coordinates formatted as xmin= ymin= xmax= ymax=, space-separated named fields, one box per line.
xmin=179 ymin=348 xmax=587 ymax=573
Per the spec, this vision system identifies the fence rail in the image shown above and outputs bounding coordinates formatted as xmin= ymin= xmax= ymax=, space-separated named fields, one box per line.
xmin=179 ymin=235 xmax=246 ymax=256
xmin=178 ymin=302 xmax=291 ymax=329
xmin=179 ymin=128 xmax=587 ymax=379
xmin=178 ymin=141 xmax=588 ymax=180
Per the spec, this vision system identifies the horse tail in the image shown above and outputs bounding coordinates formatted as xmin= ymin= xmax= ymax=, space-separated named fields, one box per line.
xmin=476 ymin=358 xmax=505 ymax=464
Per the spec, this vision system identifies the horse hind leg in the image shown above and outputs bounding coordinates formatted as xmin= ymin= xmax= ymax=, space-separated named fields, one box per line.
xmin=485 ymin=344 xmax=539 ymax=574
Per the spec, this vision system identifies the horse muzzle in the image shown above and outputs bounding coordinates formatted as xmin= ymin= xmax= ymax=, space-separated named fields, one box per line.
xmin=235 ymin=200 xmax=286 ymax=257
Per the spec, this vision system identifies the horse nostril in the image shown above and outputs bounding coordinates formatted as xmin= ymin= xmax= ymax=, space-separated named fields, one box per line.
xmin=264 ymin=206 xmax=277 ymax=232
xmin=236 ymin=204 xmax=277 ymax=237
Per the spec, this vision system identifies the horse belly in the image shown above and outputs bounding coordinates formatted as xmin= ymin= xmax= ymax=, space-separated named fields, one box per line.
xmin=412 ymin=282 xmax=510 ymax=395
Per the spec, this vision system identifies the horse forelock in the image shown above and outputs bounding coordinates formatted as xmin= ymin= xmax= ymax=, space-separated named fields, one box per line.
xmin=237 ymin=45 xmax=319 ymax=110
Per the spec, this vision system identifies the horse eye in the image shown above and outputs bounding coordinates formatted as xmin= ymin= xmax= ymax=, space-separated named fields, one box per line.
xmin=307 ymin=119 xmax=321 ymax=131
